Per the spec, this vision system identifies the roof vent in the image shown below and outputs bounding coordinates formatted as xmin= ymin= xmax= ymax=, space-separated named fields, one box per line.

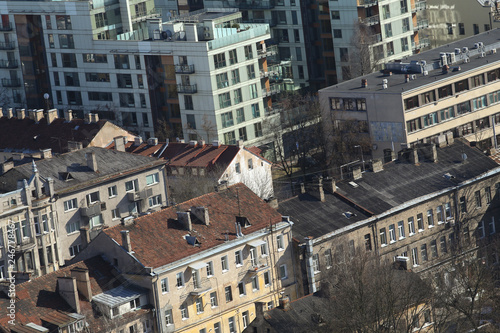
xmin=343 ymin=211 xmax=356 ymax=219
xmin=491 ymin=48 xmax=497 ymax=55
xmin=462 ymin=47 xmax=469 ymax=53
xmin=348 ymin=181 xmax=359 ymax=188
xmin=185 ymin=235 xmax=201 ymax=246
xmin=361 ymin=79 xmax=368 ymax=87
xmin=189 ymin=140 xmax=198 ymax=147
xmin=454 ymin=48 xmax=461 ymax=55
xmin=443 ymin=173 xmax=455 ymax=180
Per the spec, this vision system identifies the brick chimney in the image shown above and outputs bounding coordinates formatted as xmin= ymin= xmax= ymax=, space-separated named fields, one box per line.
xmin=191 ymin=206 xmax=209 ymax=225
xmin=177 ymin=211 xmax=192 ymax=231
xmin=134 ymin=136 xmax=143 ymax=146
xmin=90 ymin=113 xmax=99 ymax=123
xmin=323 ymin=177 xmax=336 ymax=193
xmin=310 ymin=177 xmax=325 ymax=202
xmin=85 ymin=113 xmax=92 ymax=124
xmin=212 ymin=140 xmax=221 ymax=148
xmin=86 ymin=151 xmax=98 ymax=172
xmin=17 ymin=108 xmax=25 ymax=119
xmin=29 ymin=109 xmax=44 ymax=122
xmin=41 ymin=148 xmax=52 ymax=159
xmin=431 ymin=144 xmax=438 ymax=163
xmin=279 ymin=296 xmax=291 ymax=311
xmin=57 ymin=277 xmax=81 ymax=313
xmin=0 ymin=160 xmax=14 ymax=175
xmin=147 ymin=137 xmax=158 ymax=145
xmin=410 ymin=148 xmax=419 ymax=165
xmin=121 ymin=230 xmax=132 ymax=252
xmin=46 ymin=108 xmax=58 ymax=125
xmin=6 ymin=108 xmax=13 ymax=119
xmin=371 ymin=159 xmax=383 ymax=173
xmin=71 ymin=268 xmax=92 ymax=301
xmin=65 ymin=109 xmax=73 ymax=122
xmin=352 ymin=166 xmax=362 ymax=180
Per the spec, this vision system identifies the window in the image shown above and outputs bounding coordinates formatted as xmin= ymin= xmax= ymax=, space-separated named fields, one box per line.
xmin=62 ymin=53 xmax=77 ymax=68
xmin=331 ymin=10 xmax=340 ymax=19
xmin=384 ymin=23 xmax=392 ymax=38
xmin=247 ymin=65 xmax=256 ymax=79
xmin=416 ymin=213 xmax=424 ymax=231
xmin=474 ymin=23 xmax=479 ymax=35
xmin=66 ymin=220 xmax=80 ymax=234
xmin=114 ymin=54 xmax=130 ymax=69
xmin=231 ymin=69 xmax=240 ymax=84
xmin=125 ymin=179 xmax=138 ymax=192
xmin=210 ymin=291 xmax=218 ymax=307
xmin=59 ymin=34 xmax=74 ymax=49
xmin=325 ymin=249 xmax=332 ymax=268
xmin=460 ymin=196 xmax=467 ymax=213
xmin=216 ymin=72 xmax=229 ymax=89
xmin=440 ymin=236 xmax=447 ymax=253
xmin=402 ymin=17 xmax=410 ymax=32
xmin=56 ymin=15 xmax=72 ymax=30
xmin=412 ymin=247 xmax=419 ymax=266
xmin=489 ymin=217 xmax=496 ymax=234
xmin=427 ymin=209 xmax=434 ymax=227
xmin=438 ymin=85 xmax=452 ymax=99
xmin=244 ymin=45 xmax=253 ymax=60
xmin=401 ymin=37 xmax=409 ymax=52
xmin=261 ymin=241 xmax=268 ymax=256
xmin=235 ymin=162 xmax=241 ymax=174
xmin=421 ymin=244 xmax=428 ymax=261
xmin=459 ymin=23 xmax=465 ymax=35
xmin=218 ymin=92 xmax=231 ymax=109
xmin=238 ymin=127 xmax=247 ymax=141
xmin=234 ymin=88 xmax=243 ymax=104
xmin=69 ymin=244 xmax=81 ymax=257
xmin=364 ymin=234 xmax=372 ymax=251
xmin=242 ymin=311 xmax=249 ymax=329
xmin=312 ymin=253 xmax=320 ymax=272
xmin=339 ymin=48 xmax=349 ymax=62
xmin=397 ymin=221 xmax=405 ymax=239
xmin=382 ymin=4 xmax=390 ymax=19
xmin=251 ymin=103 xmax=260 ymax=118
xmin=279 ymin=264 xmax=287 ymax=279
xmin=478 ymin=220 xmax=485 ymax=238
xmin=180 ymin=303 xmax=189 ymax=319
xmin=176 ymin=272 xmax=185 ymax=287
xmin=130 ymin=298 xmax=140 ymax=310
xmin=83 ymin=53 xmax=107 ymax=63
xmin=380 ymin=228 xmax=387 ymax=246
xmin=214 ymin=53 xmax=226 ymax=69
xmin=86 ymin=191 xmax=100 ymax=205
xmin=333 ymin=29 xmax=342 ymax=38
xmin=223 ymin=131 xmax=236 ymax=145
xmin=251 ymin=276 xmax=259 ymax=291
xmin=388 ymin=224 xmax=396 ymax=243
xmin=146 ymin=173 xmax=159 ymax=186
xmin=64 ymin=198 xmax=77 ymax=211
xmin=120 ymin=93 xmax=135 ymax=108
xmin=447 ymin=23 xmax=453 ymax=35
xmin=221 ymin=111 xmax=234 ymax=128
xmin=445 ymin=202 xmax=452 ymax=219
xmin=228 ymin=49 xmax=238 ymax=65
xmin=221 ymin=255 xmax=229 ymax=271
xmin=148 ymin=195 xmax=161 ymax=207
xmin=277 ymin=235 xmax=284 ymax=250
xmin=117 ymin=74 xmax=133 ymax=88
xmin=161 ymin=278 xmax=169 ymax=293
xmin=408 ymin=217 xmax=415 ymax=235
xmin=264 ymin=271 xmax=271 ymax=286
xmin=472 ymin=96 xmax=487 ymax=111
xmin=485 ymin=187 xmax=492 ymax=204
xmin=228 ymin=317 xmax=236 ymax=333
xmin=196 ymin=298 xmax=204 ymax=313
xmin=404 ymin=96 xmax=419 ymax=110
xmin=206 ymin=262 xmax=214 ymax=277
xmin=474 ymin=190 xmax=483 ymax=209
xmin=235 ymin=250 xmax=243 ymax=266
xmin=436 ymin=205 xmax=444 ymax=223
xmin=254 ymin=122 xmax=263 ymax=138
xmin=249 ymin=84 xmax=258 ymax=99
xmin=214 ymin=323 xmax=221 ymax=333
xmin=248 ymin=158 xmax=253 ymax=170
xmin=225 ymin=286 xmax=233 ymax=302
xmin=164 ymin=309 xmax=173 ymax=325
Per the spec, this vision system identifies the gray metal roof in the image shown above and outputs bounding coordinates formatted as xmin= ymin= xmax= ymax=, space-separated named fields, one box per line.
xmin=320 ymin=28 xmax=500 ymax=95
xmin=0 ymin=147 xmax=165 ymax=194
xmin=92 ymin=285 xmax=146 ymax=308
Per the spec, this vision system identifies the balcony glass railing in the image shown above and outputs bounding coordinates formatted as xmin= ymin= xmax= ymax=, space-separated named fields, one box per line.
xmin=177 ymin=84 xmax=197 ymax=93
xmin=359 ymin=15 xmax=379 ymax=26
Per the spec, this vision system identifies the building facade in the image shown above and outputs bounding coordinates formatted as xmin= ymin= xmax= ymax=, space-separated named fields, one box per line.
xmin=74 ymin=183 xmax=298 ymax=333
xmin=0 ymin=146 xmax=167 ymax=280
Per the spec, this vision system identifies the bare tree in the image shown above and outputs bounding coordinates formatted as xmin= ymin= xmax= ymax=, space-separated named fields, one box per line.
xmin=322 ymin=251 xmax=433 ymax=333
xmin=200 ymin=114 xmax=217 ymax=143
xmin=167 ymin=165 xmax=226 ymax=204
xmin=347 ymin=21 xmax=383 ymax=80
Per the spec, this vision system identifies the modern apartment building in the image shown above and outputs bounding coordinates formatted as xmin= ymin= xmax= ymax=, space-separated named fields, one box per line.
xmin=0 ymin=146 xmax=167 ymax=280
xmin=319 ymin=29 xmax=500 ymax=161
xmin=278 ymin=141 xmax=500 ymax=295
xmin=328 ymin=0 xmax=429 ymax=83
xmin=73 ymin=183 xmax=298 ymax=333
xmin=0 ymin=2 xmax=283 ymax=151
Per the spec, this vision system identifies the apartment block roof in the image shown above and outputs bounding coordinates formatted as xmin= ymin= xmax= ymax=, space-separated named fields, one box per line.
xmin=0 ymin=116 xmax=127 ymax=154
xmin=102 ymin=183 xmax=282 ymax=269
xmin=320 ymin=29 xmax=500 ymax=95
xmin=0 ymin=256 xmax=148 ymax=332
xmin=279 ymin=141 xmax=500 ymax=240
xmin=0 ymin=147 xmax=165 ymax=194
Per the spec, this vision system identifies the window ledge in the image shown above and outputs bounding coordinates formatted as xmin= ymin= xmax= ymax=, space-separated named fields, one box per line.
xmin=418 ymin=229 xmax=425 ymax=233
xmin=278 ymin=248 xmax=284 ymax=252
xmin=409 ymin=232 xmax=415 ymax=236
xmin=428 ymin=225 xmax=434 ymax=229
xmin=399 ymin=237 xmax=405 ymax=240
xmin=389 ymin=240 xmax=396 ymax=244
xmin=381 ymin=244 xmax=387 ymax=247
xmin=437 ymin=221 xmax=444 ymax=225
xmin=236 ymin=264 xmax=243 ymax=268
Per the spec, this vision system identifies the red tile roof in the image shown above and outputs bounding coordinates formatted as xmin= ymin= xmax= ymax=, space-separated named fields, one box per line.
xmin=0 ymin=256 xmax=149 ymax=332
xmin=0 ymin=117 xmax=110 ymax=154
xmin=103 ymin=183 xmax=282 ymax=269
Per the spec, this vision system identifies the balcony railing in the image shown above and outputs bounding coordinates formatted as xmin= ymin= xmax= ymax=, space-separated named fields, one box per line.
xmin=0 ymin=60 xmax=18 ymax=68
xmin=357 ymin=0 xmax=377 ymax=7
xmin=262 ymin=84 xmax=282 ymax=97
xmin=127 ymin=188 xmax=153 ymax=202
xmin=0 ymin=42 xmax=15 ymax=50
xmin=412 ymin=0 xmax=426 ymax=12
xmin=131 ymin=8 xmax=161 ymax=22
xmin=264 ymin=106 xmax=282 ymax=116
xmin=15 ymin=238 xmax=36 ymax=252
xmin=359 ymin=14 xmax=379 ymax=26
xmin=412 ymin=38 xmax=430 ymax=50
xmin=248 ymin=256 xmax=270 ymax=275
xmin=177 ymin=84 xmax=197 ymax=94
xmin=190 ymin=278 xmax=213 ymax=296
xmin=80 ymin=202 xmax=103 ymax=217
xmin=245 ymin=18 xmax=277 ymax=27
xmin=373 ymin=33 xmax=382 ymax=43
xmin=2 ymin=78 xmax=20 ymax=87
xmin=257 ymin=45 xmax=278 ymax=59
xmin=0 ymin=23 xmax=12 ymax=31
xmin=415 ymin=19 xmax=429 ymax=31
xmin=174 ymin=64 xmax=195 ymax=74
xmin=232 ymin=0 xmax=275 ymax=9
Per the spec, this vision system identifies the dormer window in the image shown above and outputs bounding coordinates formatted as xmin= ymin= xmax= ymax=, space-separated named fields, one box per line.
xmin=130 ymin=297 xmax=140 ymax=310
xmin=112 ymin=307 xmax=120 ymax=316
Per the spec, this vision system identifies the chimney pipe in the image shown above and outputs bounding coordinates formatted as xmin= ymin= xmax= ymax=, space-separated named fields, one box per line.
xmin=86 ymin=151 xmax=98 ymax=172
xmin=57 ymin=277 xmax=81 ymax=313
xmin=352 ymin=166 xmax=362 ymax=180
xmin=91 ymin=113 xmax=99 ymax=123
xmin=177 ymin=211 xmax=192 ymax=231
xmin=85 ymin=113 xmax=92 ymax=124
xmin=371 ymin=159 xmax=383 ymax=173
xmin=46 ymin=108 xmax=58 ymax=125
xmin=279 ymin=296 xmax=291 ymax=311
xmin=212 ymin=140 xmax=221 ymax=148
xmin=235 ymin=222 xmax=240 ymax=238
xmin=114 ymin=136 xmax=126 ymax=152
xmin=0 ymin=161 xmax=14 ymax=175
xmin=191 ymin=206 xmax=209 ymax=225
xmin=410 ymin=148 xmax=419 ymax=165
xmin=134 ymin=136 xmax=143 ymax=146
xmin=41 ymin=148 xmax=52 ymax=159
xmin=65 ymin=109 xmax=73 ymax=122
xmin=17 ymin=108 xmax=25 ymax=120
xmin=70 ymin=268 xmax=92 ymax=301
xmin=121 ymin=230 xmax=132 ymax=252
xmin=6 ymin=108 xmax=12 ymax=119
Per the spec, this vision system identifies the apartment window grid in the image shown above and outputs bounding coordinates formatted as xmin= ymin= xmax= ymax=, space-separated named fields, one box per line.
xmin=231 ymin=69 xmax=240 ymax=84
xmin=489 ymin=217 xmax=496 ymax=234
xmin=440 ymin=236 xmax=447 ymax=253
xmin=225 ymin=286 xmax=233 ymax=302
xmin=239 ymin=127 xmax=247 ymax=141
xmin=427 ymin=209 xmax=434 ymax=227
xmin=417 ymin=213 xmax=424 ymax=231
xmin=221 ymin=255 xmax=229 ymax=272
xmin=221 ymin=111 xmax=234 ymax=128
xmin=380 ymin=228 xmax=387 ymax=246
xmin=251 ymin=276 xmax=259 ymax=291
xmin=251 ymin=103 xmax=260 ymax=118
xmin=206 ymin=262 xmax=214 ymax=277
xmin=279 ymin=264 xmax=287 ymax=279
xmin=397 ymin=221 xmax=405 ymax=239
xmin=247 ymin=65 xmax=256 ymax=79
xmin=238 ymin=281 xmax=246 ymax=296
xmin=161 ymin=278 xmax=169 ymax=293
xmin=165 ymin=309 xmax=173 ymax=325
xmin=214 ymin=53 xmax=226 ymax=69
xmin=412 ymin=247 xmax=419 ymax=266
xmin=478 ymin=221 xmax=485 ymax=238
xmin=436 ymin=206 xmax=444 ymax=223
xmin=196 ymin=298 xmax=203 ymax=313
xmin=228 ymin=317 xmax=236 ymax=333
xmin=459 ymin=196 xmax=467 ymax=213
xmin=216 ymin=72 xmax=229 ymax=89
xmin=234 ymin=88 xmax=243 ymax=104
xmin=235 ymin=250 xmax=243 ymax=266
xmin=485 ymin=187 xmax=492 ymax=204
xmin=229 ymin=49 xmax=238 ymax=65
xmin=176 ymin=272 xmax=184 ymax=287
xmin=277 ymin=234 xmax=284 ymax=250
xmin=475 ymin=190 xmax=482 ymax=208
xmin=244 ymin=45 xmax=253 ymax=60
xmin=210 ymin=291 xmax=218 ymax=307
xmin=180 ymin=304 xmax=189 ymax=319
xmin=254 ymin=122 xmax=263 ymax=137
xmin=421 ymin=244 xmax=428 ymax=262
xmin=218 ymin=92 xmax=231 ymax=109
xmin=66 ymin=220 xmax=80 ymax=235
xmin=408 ymin=217 xmax=415 ymax=235
xmin=312 ymin=253 xmax=320 ymax=272
xmin=388 ymin=224 xmax=396 ymax=243
xmin=325 ymin=249 xmax=333 ymax=268
xmin=430 ymin=240 xmax=438 ymax=258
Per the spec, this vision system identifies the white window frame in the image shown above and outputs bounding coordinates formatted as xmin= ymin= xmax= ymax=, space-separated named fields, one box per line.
xmin=180 ymin=304 xmax=189 ymax=319
xmin=260 ymin=241 xmax=268 ymax=256
xmin=64 ymin=198 xmax=78 ymax=212
xmin=427 ymin=209 xmax=434 ymax=227
xmin=108 ymin=185 xmax=117 ymax=198
xmin=249 ymin=247 xmax=257 ymax=266
xmin=146 ymin=173 xmax=159 ymax=186
xmin=388 ymin=224 xmax=396 ymax=243
xmin=380 ymin=228 xmax=387 ymax=246
xmin=478 ymin=220 xmax=485 ymax=238
xmin=489 ymin=217 xmax=496 ymax=235
xmin=235 ymin=250 xmax=243 ymax=266
xmin=397 ymin=221 xmax=405 ymax=239
xmin=176 ymin=272 xmax=185 ymax=288
xmin=221 ymin=255 xmax=229 ymax=272
xmin=264 ymin=271 xmax=271 ymax=286
xmin=277 ymin=234 xmax=284 ymax=250
xmin=228 ymin=317 xmax=236 ymax=333
xmin=161 ymin=277 xmax=169 ymax=293
xmin=125 ymin=179 xmax=138 ymax=192
xmin=408 ymin=217 xmax=415 ymax=235
xmin=251 ymin=275 xmax=259 ymax=291
xmin=242 ymin=311 xmax=249 ymax=329
xmin=86 ymin=191 xmax=100 ymax=205
xmin=238 ymin=281 xmax=246 ymax=296
xmin=279 ymin=264 xmax=287 ymax=280
xmin=111 ymin=208 xmax=120 ymax=220
xmin=148 ymin=195 xmax=161 ymax=208
xmin=196 ymin=298 xmax=204 ymax=313
xmin=436 ymin=205 xmax=444 ymax=224
xmin=210 ymin=291 xmax=218 ymax=307
xmin=206 ymin=261 xmax=214 ymax=277
xmin=312 ymin=253 xmax=320 ymax=273
xmin=411 ymin=247 xmax=419 ymax=267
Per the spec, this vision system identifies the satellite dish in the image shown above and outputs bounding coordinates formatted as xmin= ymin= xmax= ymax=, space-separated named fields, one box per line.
xmin=161 ymin=31 xmax=168 ymax=39
xmin=165 ymin=29 xmax=173 ymax=37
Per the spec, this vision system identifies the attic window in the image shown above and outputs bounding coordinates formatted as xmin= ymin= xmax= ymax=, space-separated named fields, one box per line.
xmin=185 ymin=235 xmax=201 ymax=246
xmin=443 ymin=173 xmax=455 ymax=180
xmin=343 ymin=211 xmax=356 ymax=219
xmin=236 ymin=216 xmax=251 ymax=228
xmin=59 ymin=172 xmax=74 ymax=181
